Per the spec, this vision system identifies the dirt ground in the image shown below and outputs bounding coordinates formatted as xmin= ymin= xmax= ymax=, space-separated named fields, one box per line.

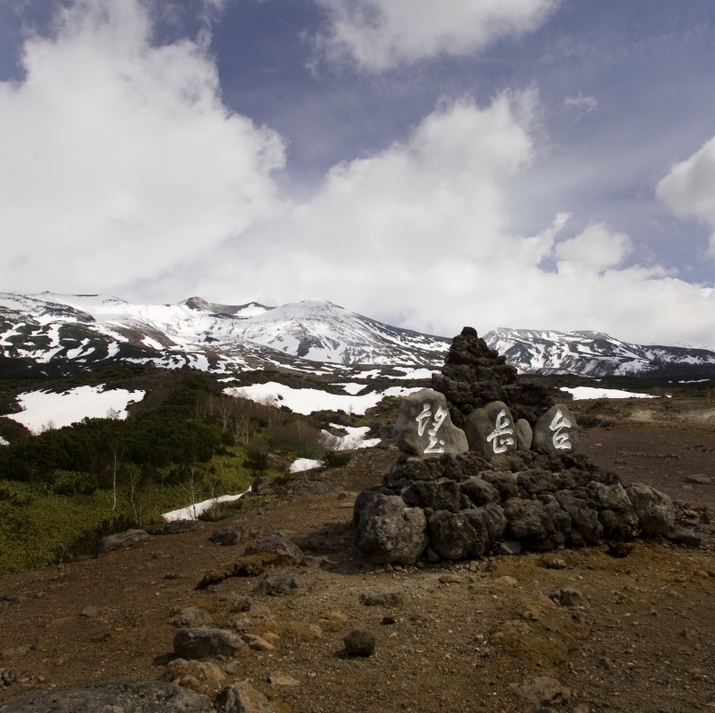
xmin=2 ymin=395 xmax=715 ymax=712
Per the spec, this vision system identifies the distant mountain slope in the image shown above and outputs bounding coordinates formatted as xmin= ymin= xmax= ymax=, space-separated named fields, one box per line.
xmin=0 ymin=292 xmax=449 ymax=377
xmin=483 ymin=327 xmax=715 ymax=377
xmin=1 ymin=292 xmax=713 ymax=378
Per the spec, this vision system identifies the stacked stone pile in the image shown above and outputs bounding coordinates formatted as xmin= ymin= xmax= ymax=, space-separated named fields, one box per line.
xmin=354 ymin=327 xmax=689 ymax=565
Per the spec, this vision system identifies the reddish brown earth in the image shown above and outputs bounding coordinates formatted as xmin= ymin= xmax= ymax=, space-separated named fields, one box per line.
xmin=2 ymin=395 xmax=715 ymax=713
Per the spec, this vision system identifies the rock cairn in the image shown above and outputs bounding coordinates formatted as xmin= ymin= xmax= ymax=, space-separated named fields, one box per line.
xmin=354 ymin=327 xmax=684 ymax=565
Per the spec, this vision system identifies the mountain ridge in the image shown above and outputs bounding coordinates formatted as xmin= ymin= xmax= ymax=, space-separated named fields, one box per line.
xmin=1 ymin=292 xmax=714 ymax=378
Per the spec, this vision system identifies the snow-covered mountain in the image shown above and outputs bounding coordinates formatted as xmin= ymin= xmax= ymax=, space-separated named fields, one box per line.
xmin=0 ymin=292 xmax=449 ymax=376
xmin=1 ymin=292 xmax=714 ymax=378
xmin=483 ymin=328 xmax=715 ymax=377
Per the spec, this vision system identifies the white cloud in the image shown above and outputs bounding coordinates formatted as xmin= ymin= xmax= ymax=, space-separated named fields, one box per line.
xmin=313 ymin=0 xmax=559 ymax=72
xmin=2 ymin=0 xmax=715 ymax=351
xmin=0 ymin=0 xmax=285 ymax=295
xmin=563 ymin=92 xmax=597 ymax=120
xmin=656 ymin=134 xmax=715 ymax=256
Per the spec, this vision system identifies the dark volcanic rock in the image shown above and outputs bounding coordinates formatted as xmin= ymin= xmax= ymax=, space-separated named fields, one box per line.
xmin=145 ymin=520 xmax=204 ymax=535
xmin=173 ymin=628 xmax=245 ymax=659
xmin=0 ymin=680 xmax=212 ymax=713
xmin=626 ymin=484 xmax=676 ymax=536
xmin=354 ymin=492 xmax=428 ymax=565
xmin=428 ymin=504 xmax=506 ymax=560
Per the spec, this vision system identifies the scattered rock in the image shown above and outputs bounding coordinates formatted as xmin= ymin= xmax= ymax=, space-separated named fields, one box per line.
xmin=243 ymin=533 xmax=305 ymax=567
xmin=550 ymin=587 xmax=584 ymax=608
xmin=209 ymin=523 xmax=261 ymax=547
xmin=545 ymin=558 xmax=567 ymax=570
xmin=359 ymin=587 xmax=408 ymax=607
xmin=515 ymin=677 xmax=571 ymax=707
xmin=94 ymin=529 xmax=149 ymax=556
xmin=253 ymin=570 xmax=300 ymax=596
xmin=80 ymin=605 xmax=99 ymax=618
xmin=170 ymin=607 xmax=213 ymax=628
xmin=322 ymin=610 xmax=349 ymax=631
xmin=161 ymin=659 xmax=226 ymax=696
xmin=607 ymin=542 xmax=634 ymax=558
xmin=498 ymin=540 xmax=522 ymax=555
xmin=0 ymin=668 xmax=17 ymax=687
xmin=438 ymin=573 xmax=463 ymax=584
xmin=215 ymin=681 xmax=274 ymax=713
xmin=242 ymin=634 xmax=275 ymax=652
xmin=145 ymin=520 xmax=205 ymax=535
xmin=685 ymin=474 xmax=712 ymax=484
xmin=268 ymin=673 xmax=299 ymax=687
xmin=343 ymin=630 xmax=376 ymax=657
xmin=224 ymin=594 xmax=252 ymax=613
xmin=0 ymin=680 xmax=212 ymax=713
xmin=667 ymin=527 xmax=702 ymax=547
xmin=626 ymin=484 xmax=675 ymax=536
xmin=173 ymin=628 xmax=246 ymax=660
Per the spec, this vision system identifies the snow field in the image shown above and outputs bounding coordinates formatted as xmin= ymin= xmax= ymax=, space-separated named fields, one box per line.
xmin=561 ymin=386 xmax=658 ymax=400
xmin=7 ymin=386 xmax=145 ymax=434
xmin=224 ymin=382 xmax=422 ymax=416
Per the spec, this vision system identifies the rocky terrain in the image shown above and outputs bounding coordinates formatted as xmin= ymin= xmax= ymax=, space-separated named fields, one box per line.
xmin=1 ymin=389 xmax=715 ymax=713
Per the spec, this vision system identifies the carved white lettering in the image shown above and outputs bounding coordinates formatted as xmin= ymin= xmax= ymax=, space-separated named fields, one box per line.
xmin=549 ymin=408 xmax=572 ymax=450
xmin=486 ymin=408 xmax=515 ymax=454
xmin=415 ymin=404 xmax=432 ymax=437
xmin=416 ymin=403 xmax=448 ymax=455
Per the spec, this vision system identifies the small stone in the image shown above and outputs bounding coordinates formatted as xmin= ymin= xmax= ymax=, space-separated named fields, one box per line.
xmin=323 ymin=610 xmax=349 ymax=631
xmin=667 ymin=527 xmax=701 ymax=547
xmin=170 ymin=607 xmax=213 ymax=628
xmin=268 ymin=673 xmax=299 ymax=687
xmin=94 ymin=529 xmax=150 ymax=555
xmin=383 ymin=563 xmax=394 ymax=573
xmin=162 ymin=659 xmax=226 ymax=696
xmin=545 ymin=558 xmax=567 ymax=570
xmin=80 ymin=606 xmax=99 ymax=618
xmin=498 ymin=540 xmax=522 ymax=556
xmin=551 ymin=587 xmax=584 ymax=608
xmin=226 ymin=595 xmax=251 ymax=613
xmin=685 ymin=474 xmax=712 ymax=484
xmin=344 ymin=630 xmax=376 ymax=657
xmin=438 ymin=573 xmax=463 ymax=584
xmin=493 ymin=576 xmax=518 ymax=587
xmin=425 ymin=547 xmax=441 ymax=563
xmin=381 ymin=616 xmax=396 ymax=625
xmin=215 ymin=681 xmax=274 ymax=713
xmin=173 ymin=628 xmax=246 ymax=660
xmin=607 ymin=542 xmax=633 ymax=558
xmin=694 ymin=569 xmax=709 ymax=578
xmin=242 ymin=634 xmax=275 ymax=652
xmin=253 ymin=570 xmax=300 ymax=596
xmin=359 ymin=587 xmax=408 ymax=607
xmin=515 ymin=677 xmax=571 ymax=707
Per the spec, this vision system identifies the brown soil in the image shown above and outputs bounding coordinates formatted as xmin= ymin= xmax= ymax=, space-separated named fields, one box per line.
xmin=2 ymin=397 xmax=715 ymax=713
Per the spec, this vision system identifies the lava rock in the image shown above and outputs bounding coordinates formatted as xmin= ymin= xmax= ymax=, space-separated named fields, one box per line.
xmin=215 ymin=681 xmax=274 ymax=713
xmin=428 ymin=503 xmax=506 ymax=560
xmin=173 ymin=628 xmax=245 ymax=660
xmin=343 ymin=630 xmax=376 ymax=657
xmin=0 ymin=680 xmax=212 ymax=713
xmin=94 ymin=529 xmax=149 ymax=556
xmin=243 ymin=533 xmax=305 ymax=567
xmin=515 ymin=418 xmax=533 ymax=450
xmin=626 ymin=484 xmax=676 ymax=536
xmin=354 ymin=492 xmax=428 ymax=565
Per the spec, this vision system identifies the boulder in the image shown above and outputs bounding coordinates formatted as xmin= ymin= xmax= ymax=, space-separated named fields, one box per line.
xmin=343 ymin=630 xmax=376 ymax=657
xmin=393 ymin=389 xmax=468 ymax=456
xmin=460 ymin=477 xmax=500 ymax=507
xmin=532 ymin=404 xmax=579 ymax=453
xmin=515 ymin=419 xmax=533 ymax=450
xmin=161 ymin=659 xmax=226 ymax=696
xmin=401 ymin=479 xmax=461 ymax=512
xmin=243 ymin=533 xmax=305 ymax=566
xmin=169 ymin=607 xmax=213 ymax=628
xmin=94 ymin=529 xmax=149 ymax=556
xmin=503 ymin=497 xmax=571 ymax=550
xmin=215 ymin=681 xmax=274 ymax=713
xmin=428 ymin=503 xmax=506 ymax=560
xmin=626 ymin=484 xmax=675 ymax=536
xmin=253 ymin=570 xmax=300 ymax=596
xmin=0 ymin=680 xmax=212 ymax=713
xmin=464 ymin=401 xmax=517 ymax=457
xmin=590 ymin=482 xmax=640 ymax=540
xmin=554 ymin=489 xmax=603 ymax=546
xmin=173 ymin=628 xmax=245 ymax=660
xmin=354 ymin=493 xmax=428 ymax=565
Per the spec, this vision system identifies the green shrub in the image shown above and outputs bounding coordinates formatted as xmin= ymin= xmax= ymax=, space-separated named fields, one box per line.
xmin=322 ymin=450 xmax=352 ymax=468
xmin=51 ymin=470 xmax=98 ymax=496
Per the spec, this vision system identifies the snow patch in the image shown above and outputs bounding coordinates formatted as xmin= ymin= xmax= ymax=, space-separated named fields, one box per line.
xmin=289 ymin=458 xmax=323 ymax=473
xmin=162 ymin=492 xmax=247 ymax=522
xmin=322 ymin=424 xmax=381 ymax=450
xmin=561 ymin=386 xmax=658 ymax=400
xmin=224 ymin=382 xmax=421 ymax=415
xmin=7 ymin=386 xmax=145 ymax=434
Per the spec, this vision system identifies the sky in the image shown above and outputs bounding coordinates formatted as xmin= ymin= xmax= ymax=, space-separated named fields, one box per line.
xmin=1 ymin=0 xmax=715 ymax=347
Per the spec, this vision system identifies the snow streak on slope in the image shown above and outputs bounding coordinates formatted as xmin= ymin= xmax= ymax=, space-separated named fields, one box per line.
xmin=484 ymin=328 xmax=715 ymax=377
